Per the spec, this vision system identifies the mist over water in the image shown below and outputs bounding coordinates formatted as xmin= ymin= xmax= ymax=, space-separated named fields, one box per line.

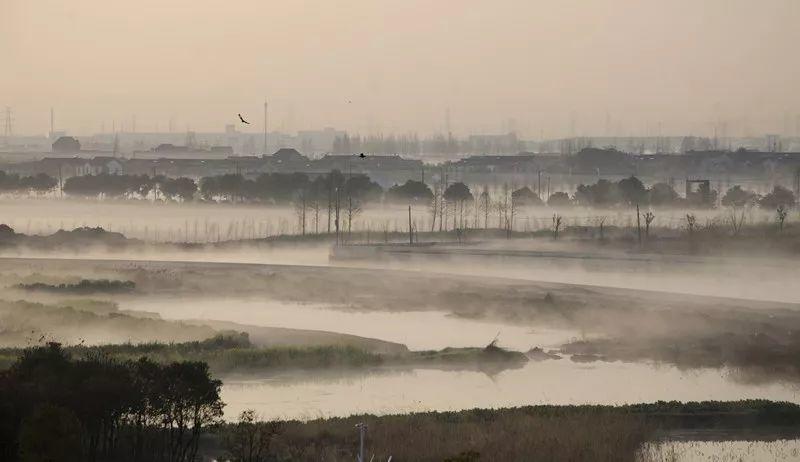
xmin=122 ymin=298 xmax=572 ymax=352
xmin=5 ymin=1 xmax=800 ymax=459
xmin=221 ymin=361 xmax=800 ymax=421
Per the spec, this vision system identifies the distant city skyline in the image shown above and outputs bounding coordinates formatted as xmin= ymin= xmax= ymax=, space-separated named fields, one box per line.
xmin=5 ymin=105 xmax=800 ymax=141
xmin=2 ymin=0 xmax=800 ymax=138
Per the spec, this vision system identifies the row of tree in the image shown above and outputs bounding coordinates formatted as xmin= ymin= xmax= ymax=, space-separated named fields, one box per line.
xmin=198 ymin=171 xmax=382 ymax=204
xmin=0 ymin=171 xmax=57 ymax=192
xmin=564 ymin=177 xmax=796 ymax=210
xmin=0 ymin=343 xmax=223 ymax=462
xmin=13 ymin=170 xmax=800 ymax=213
xmin=63 ymin=174 xmax=197 ymax=200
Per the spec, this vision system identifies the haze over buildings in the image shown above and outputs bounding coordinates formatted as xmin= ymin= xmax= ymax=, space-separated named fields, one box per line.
xmin=2 ymin=0 xmax=800 ymax=139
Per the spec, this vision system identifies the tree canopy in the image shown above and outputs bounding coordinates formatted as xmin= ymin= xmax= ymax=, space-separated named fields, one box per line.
xmin=759 ymin=186 xmax=796 ymax=209
xmin=512 ymin=186 xmax=543 ymax=206
xmin=721 ymin=185 xmax=758 ymax=207
xmin=386 ymin=180 xmax=433 ymax=203
xmin=0 ymin=342 xmax=223 ymax=462
xmin=443 ymin=182 xmax=473 ymax=203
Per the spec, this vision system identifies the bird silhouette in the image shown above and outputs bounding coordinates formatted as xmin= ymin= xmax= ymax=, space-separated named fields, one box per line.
xmin=238 ymin=113 xmax=250 ymax=124
xmin=358 ymin=152 xmax=366 ymax=159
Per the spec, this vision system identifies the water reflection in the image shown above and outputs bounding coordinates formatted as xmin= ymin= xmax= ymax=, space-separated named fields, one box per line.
xmin=221 ymin=360 xmax=800 ymax=421
xmin=123 ymin=297 xmax=572 ymax=351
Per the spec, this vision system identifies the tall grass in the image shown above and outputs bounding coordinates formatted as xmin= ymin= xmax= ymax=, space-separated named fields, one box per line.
xmin=262 ymin=408 xmax=652 ymax=462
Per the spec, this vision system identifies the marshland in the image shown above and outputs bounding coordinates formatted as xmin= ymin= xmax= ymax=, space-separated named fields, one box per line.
xmin=5 ymin=1 xmax=800 ymax=458
xmin=1 ymin=174 xmax=799 ymax=460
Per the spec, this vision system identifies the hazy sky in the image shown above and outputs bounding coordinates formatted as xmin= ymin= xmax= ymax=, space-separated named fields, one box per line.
xmin=2 ymin=0 xmax=799 ymax=137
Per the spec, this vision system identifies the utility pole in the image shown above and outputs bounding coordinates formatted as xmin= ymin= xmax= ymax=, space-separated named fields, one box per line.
xmin=636 ymin=204 xmax=642 ymax=246
xmin=335 ymin=187 xmax=340 ymax=246
xmin=355 ymin=423 xmax=367 ymax=462
xmin=264 ymin=99 xmax=269 ymax=155
xmin=408 ymin=205 xmax=413 ymax=245
xmin=537 ymin=170 xmax=542 ymax=200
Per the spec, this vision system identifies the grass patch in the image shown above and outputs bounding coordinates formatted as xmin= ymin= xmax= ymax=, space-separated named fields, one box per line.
xmin=0 ymin=334 xmax=530 ymax=376
xmin=217 ymin=401 xmax=800 ymax=461
xmin=15 ymin=279 xmax=135 ymax=294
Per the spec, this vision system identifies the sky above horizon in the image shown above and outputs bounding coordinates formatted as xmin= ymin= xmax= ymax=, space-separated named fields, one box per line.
xmin=2 ymin=0 xmax=799 ymax=138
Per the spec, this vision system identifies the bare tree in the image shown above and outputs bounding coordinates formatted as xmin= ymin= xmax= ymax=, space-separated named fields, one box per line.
xmin=496 ymin=196 xmax=506 ymax=230
xmin=594 ymin=216 xmax=607 ymax=240
xmin=429 ymin=185 xmax=440 ymax=232
xmin=685 ymin=213 xmax=696 ymax=237
xmin=439 ymin=189 xmax=446 ymax=232
xmin=334 ymin=188 xmax=341 ymax=245
xmin=479 ymin=186 xmax=491 ymax=229
xmin=293 ymin=190 xmax=308 ymax=236
xmin=310 ymin=198 xmax=321 ymax=234
xmin=636 ymin=204 xmax=642 ymax=245
xmin=452 ymin=198 xmax=457 ymax=230
xmin=643 ymin=211 xmax=655 ymax=238
xmin=726 ymin=207 xmax=745 ymax=236
xmin=552 ymin=214 xmax=563 ymax=240
xmin=346 ymin=195 xmax=362 ymax=242
xmin=473 ymin=195 xmax=479 ymax=229
xmin=777 ymin=205 xmax=788 ymax=232
xmin=509 ymin=191 xmax=518 ymax=237
xmin=502 ymin=183 xmax=510 ymax=233
xmin=326 ymin=186 xmax=333 ymax=234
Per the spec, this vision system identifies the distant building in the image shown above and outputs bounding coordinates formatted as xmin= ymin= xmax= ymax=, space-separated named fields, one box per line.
xmin=296 ymin=128 xmax=345 ymax=154
xmin=153 ymin=143 xmax=188 ymax=153
xmin=132 ymin=143 xmax=235 ymax=160
xmin=17 ymin=157 xmax=123 ymax=178
xmin=571 ymin=148 xmax=634 ymax=175
xmin=210 ymin=146 xmax=234 ymax=155
xmin=52 ymin=136 xmax=81 ymax=153
xmin=74 ymin=157 xmax=124 ymax=176
xmin=446 ymin=154 xmax=539 ymax=174
xmin=272 ymin=148 xmax=306 ymax=162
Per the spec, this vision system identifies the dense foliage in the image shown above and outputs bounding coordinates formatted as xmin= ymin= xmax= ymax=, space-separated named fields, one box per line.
xmin=386 ymin=180 xmax=433 ymax=203
xmin=2 ymin=166 xmax=795 ymax=213
xmin=553 ymin=176 xmax=796 ymax=210
xmin=0 ymin=171 xmax=57 ymax=193
xmin=0 ymin=343 xmax=223 ymax=462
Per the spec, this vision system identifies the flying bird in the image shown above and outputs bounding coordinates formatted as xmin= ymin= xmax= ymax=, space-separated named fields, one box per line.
xmin=238 ymin=113 xmax=250 ymax=124
xmin=358 ymin=152 xmax=366 ymax=159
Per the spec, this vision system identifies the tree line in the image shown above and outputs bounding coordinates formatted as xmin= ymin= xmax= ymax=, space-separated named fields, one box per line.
xmin=0 ymin=171 xmax=57 ymax=193
xmin=0 ymin=342 xmax=223 ymax=462
xmin=55 ymin=172 xmax=796 ymax=211
xmin=62 ymin=174 xmax=197 ymax=200
xmin=545 ymin=176 xmax=796 ymax=210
